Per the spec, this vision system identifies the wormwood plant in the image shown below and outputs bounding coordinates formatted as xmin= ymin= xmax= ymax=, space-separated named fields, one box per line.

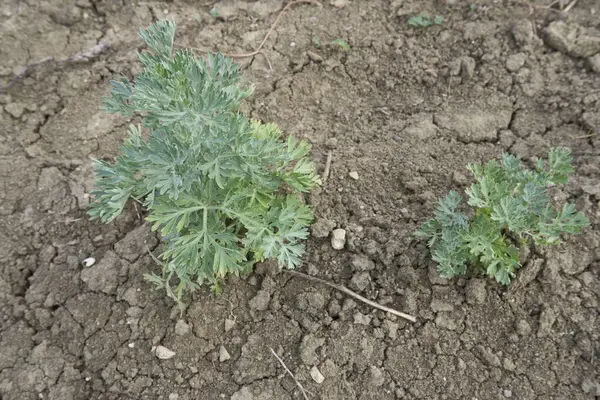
xmin=408 ymin=12 xmax=444 ymax=28
xmin=415 ymin=148 xmax=589 ymax=285
xmin=88 ymin=20 xmax=321 ymax=300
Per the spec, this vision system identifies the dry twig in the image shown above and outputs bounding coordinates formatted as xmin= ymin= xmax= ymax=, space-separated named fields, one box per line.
xmin=322 ymin=150 xmax=333 ymax=183
xmin=269 ymin=347 xmax=311 ymax=400
xmin=514 ymin=1 xmax=563 ymax=13
xmin=284 ymin=269 xmax=417 ymax=323
xmin=563 ymin=0 xmax=578 ymax=13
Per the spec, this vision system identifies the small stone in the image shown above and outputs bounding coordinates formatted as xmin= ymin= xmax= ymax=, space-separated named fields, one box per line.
xmin=307 ymin=51 xmax=324 ymax=63
xmin=586 ymin=54 xmax=600 ymax=74
xmin=231 ymin=386 xmax=253 ymax=400
xmin=249 ymin=290 xmax=270 ymax=311
xmin=511 ymin=19 xmax=534 ymax=47
xmin=543 ymin=21 xmax=571 ymax=54
xmin=351 ymin=255 xmax=375 ymax=271
xmin=461 ymin=56 xmax=476 ymax=80
xmin=465 ymin=279 xmax=487 ymax=305
xmin=219 ymin=346 xmax=231 ymax=362
xmin=310 ymin=366 xmax=325 ymax=383
xmin=224 ymin=318 xmax=235 ymax=332
xmin=476 ymin=345 xmax=501 ymax=367
xmin=325 ymin=137 xmax=338 ymax=149
xmin=4 ymin=102 xmax=25 ymax=118
xmin=299 ymin=334 xmax=325 ymax=365
xmin=128 ymin=343 xmax=135 ymax=348
xmin=449 ymin=58 xmax=462 ymax=76
xmin=350 ymin=272 xmax=370 ymax=292
xmin=506 ymin=53 xmax=527 ymax=72
xmin=503 ymin=357 xmax=516 ymax=371
xmin=81 ymin=257 xmax=95 ymax=267
xmin=503 ymin=389 xmax=512 ymax=398
xmin=311 ymin=218 xmax=336 ymax=238
xmin=581 ymin=379 xmax=600 ymax=395
xmin=175 ymin=320 xmax=190 ymax=336
xmin=368 ymin=366 xmax=384 ymax=387
xmin=155 ymin=346 xmax=176 ymax=360
xmin=384 ymin=320 xmax=399 ymax=340
xmin=168 ymin=394 xmax=179 ymax=400
xmin=537 ymin=307 xmax=557 ymax=337
xmin=331 ymin=228 xmax=346 ymax=250
xmin=348 ymin=171 xmax=359 ymax=180
xmin=452 ymin=171 xmax=468 ymax=185
xmin=331 ymin=0 xmax=347 ymax=8
xmin=435 ymin=312 xmax=457 ymax=330
xmin=430 ymin=299 xmax=454 ymax=313
xmin=353 ymin=312 xmax=371 ymax=325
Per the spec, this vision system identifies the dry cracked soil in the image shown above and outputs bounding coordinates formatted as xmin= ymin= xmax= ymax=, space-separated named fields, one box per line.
xmin=1 ymin=0 xmax=599 ymax=399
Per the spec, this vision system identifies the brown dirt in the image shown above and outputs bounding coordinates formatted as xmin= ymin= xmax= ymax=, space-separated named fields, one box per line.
xmin=1 ymin=0 xmax=599 ymax=399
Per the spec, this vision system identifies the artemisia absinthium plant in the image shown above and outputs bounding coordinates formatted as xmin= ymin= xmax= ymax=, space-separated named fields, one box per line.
xmin=415 ymin=148 xmax=590 ymax=285
xmin=88 ymin=20 xmax=321 ymax=301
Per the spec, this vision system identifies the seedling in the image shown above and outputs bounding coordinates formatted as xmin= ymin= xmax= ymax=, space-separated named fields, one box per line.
xmin=330 ymin=38 xmax=350 ymax=52
xmin=312 ymin=36 xmax=321 ymax=49
xmin=209 ymin=7 xmax=220 ymax=18
xmin=88 ymin=20 xmax=321 ymax=301
xmin=415 ymin=148 xmax=589 ymax=285
xmin=408 ymin=12 xmax=444 ymax=28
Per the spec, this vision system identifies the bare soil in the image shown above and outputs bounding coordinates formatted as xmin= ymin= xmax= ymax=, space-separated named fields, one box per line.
xmin=1 ymin=0 xmax=599 ymax=399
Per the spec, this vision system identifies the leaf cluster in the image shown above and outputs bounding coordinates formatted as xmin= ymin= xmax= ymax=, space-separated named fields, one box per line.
xmin=415 ymin=148 xmax=589 ymax=285
xmin=408 ymin=12 xmax=444 ymax=28
xmin=88 ymin=20 xmax=321 ymax=300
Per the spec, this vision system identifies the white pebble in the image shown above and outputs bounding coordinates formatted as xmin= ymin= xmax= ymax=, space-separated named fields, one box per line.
xmin=128 ymin=343 xmax=135 ymax=348
xmin=219 ymin=346 xmax=231 ymax=362
xmin=224 ymin=318 xmax=235 ymax=332
xmin=290 ymin=42 xmax=296 ymax=47
xmin=155 ymin=345 xmax=176 ymax=359
xmin=310 ymin=366 xmax=325 ymax=383
xmin=331 ymin=228 xmax=346 ymax=250
xmin=349 ymin=171 xmax=359 ymax=180
xmin=81 ymin=257 xmax=95 ymax=267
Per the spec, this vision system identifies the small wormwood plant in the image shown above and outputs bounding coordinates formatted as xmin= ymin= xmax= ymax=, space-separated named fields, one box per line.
xmin=88 ymin=20 xmax=321 ymax=301
xmin=330 ymin=38 xmax=351 ymax=52
xmin=415 ymin=148 xmax=590 ymax=285
xmin=408 ymin=12 xmax=444 ymax=28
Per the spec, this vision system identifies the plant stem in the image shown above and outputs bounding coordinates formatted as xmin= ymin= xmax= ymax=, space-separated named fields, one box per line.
xmin=269 ymin=347 xmax=311 ymax=400
xmin=284 ymin=269 xmax=417 ymax=323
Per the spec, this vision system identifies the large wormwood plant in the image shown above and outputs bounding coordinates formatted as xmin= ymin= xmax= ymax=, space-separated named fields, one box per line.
xmin=415 ymin=148 xmax=590 ymax=285
xmin=88 ymin=20 xmax=321 ymax=300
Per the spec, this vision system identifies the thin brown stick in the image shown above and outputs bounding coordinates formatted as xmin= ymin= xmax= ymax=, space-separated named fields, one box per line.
xmin=513 ymin=1 xmax=564 ymax=13
xmin=570 ymin=132 xmax=597 ymax=139
xmin=322 ymin=150 xmax=333 ymax=182
xmin=269 ymin=347 xmax=311 ymax=400
xmin=183 ymin=0 xmax=321 ymax=68
xmin=563 ymin=0 xmax=577 ymax=12
xmin=284 ymin=269 xmax=417 ymax=323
